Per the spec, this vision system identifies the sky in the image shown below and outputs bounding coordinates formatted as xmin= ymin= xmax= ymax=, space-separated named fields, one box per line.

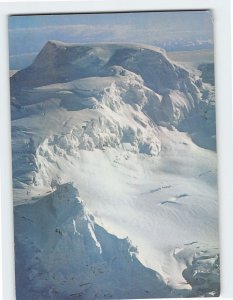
xmin=8 ymin=10 xmax=214 ymax=70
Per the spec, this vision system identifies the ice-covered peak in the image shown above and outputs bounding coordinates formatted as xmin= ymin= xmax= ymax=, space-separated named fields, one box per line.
xmin=11 ymin=40 xmax=198 ymax=98
xmin=11 ymin=39 xmax=218 ymax=298
xmin=47 ymin=182 xmax=82 ymax=213
xmin=45 ymin=39 xmax=69 ymax=47
xmin=14 ymin=182 xmax=171 ymax=299
xmin=32 ymin=40 xmax=65 ymax=69
xmin=38 ymin=39 xmax=167 ymax=55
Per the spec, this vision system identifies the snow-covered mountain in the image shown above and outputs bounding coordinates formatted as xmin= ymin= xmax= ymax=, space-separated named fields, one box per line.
xmin=11 ymin=41 xmax=219 ymax=299
xmin=14 ymin=183 xmax=173 ymax=299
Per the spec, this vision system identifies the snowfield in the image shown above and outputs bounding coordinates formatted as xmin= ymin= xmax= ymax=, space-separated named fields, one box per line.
xmin=11 ymin=41 xmax=219 ymax=299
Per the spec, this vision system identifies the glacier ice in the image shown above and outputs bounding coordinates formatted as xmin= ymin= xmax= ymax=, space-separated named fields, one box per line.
xmin=11 ymin=41 xmax=219 ymax=299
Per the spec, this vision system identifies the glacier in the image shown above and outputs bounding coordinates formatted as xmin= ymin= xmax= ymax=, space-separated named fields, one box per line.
xmin=10 ymin=41 xmax=219 ymax=299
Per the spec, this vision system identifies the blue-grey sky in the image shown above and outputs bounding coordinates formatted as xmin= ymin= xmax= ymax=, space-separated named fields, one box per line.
xmin=8 ymin=11 xmax=214 ymax=69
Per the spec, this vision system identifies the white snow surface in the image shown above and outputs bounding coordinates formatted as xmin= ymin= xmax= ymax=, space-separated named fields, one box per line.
xmin=11 ymin=41 xmax=219 ymax=299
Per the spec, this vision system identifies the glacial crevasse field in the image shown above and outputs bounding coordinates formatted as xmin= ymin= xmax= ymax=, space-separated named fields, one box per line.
xmin=11 ymin=41 xmax=219 ymax=299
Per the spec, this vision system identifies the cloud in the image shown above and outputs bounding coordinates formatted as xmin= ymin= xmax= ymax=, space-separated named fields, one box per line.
xmin=9 ymin=24 xmax=130 ymax=36
xmin=7 ymin=24 xmax=143 ymax=55
xmin=8 ymin=24 xmax=135 ymax=54
xmin=8 ymin=12 xmax=214 ymax=69
xmin=9 ymin=23 xmax=212 ymax=43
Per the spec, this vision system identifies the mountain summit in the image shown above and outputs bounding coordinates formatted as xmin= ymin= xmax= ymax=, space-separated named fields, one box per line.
xmin=11 ymin=41 xmax=219 ymax=298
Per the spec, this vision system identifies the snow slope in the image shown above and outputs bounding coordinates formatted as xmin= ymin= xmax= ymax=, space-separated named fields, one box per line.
xmin=11 ymin=41 xmax=219 ymax=299
xmin=14 ymin=183 xmax=172 ymax=300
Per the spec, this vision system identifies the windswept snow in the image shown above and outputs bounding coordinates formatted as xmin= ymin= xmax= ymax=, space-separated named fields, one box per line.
xmin=11 ymin=41 xmax=219 ymax=299
xmin=14 ymin=183 xmax=172 ymax=299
